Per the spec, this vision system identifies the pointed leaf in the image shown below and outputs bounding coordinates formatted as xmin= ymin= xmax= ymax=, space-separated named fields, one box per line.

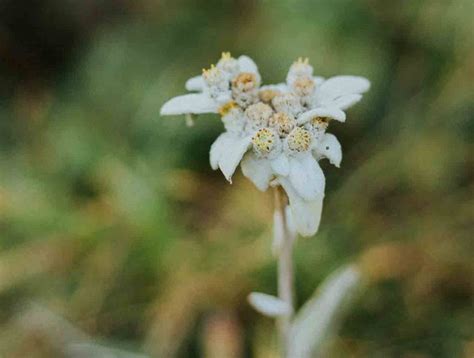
xmin=288 ymin=265 xmax=362 ymax=358
xmin=248 ymin=292 xmax=291 ymax=318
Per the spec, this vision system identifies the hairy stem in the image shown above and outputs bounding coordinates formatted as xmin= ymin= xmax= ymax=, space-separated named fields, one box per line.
xmin=273 ymin=186 xmax=295 ymax=357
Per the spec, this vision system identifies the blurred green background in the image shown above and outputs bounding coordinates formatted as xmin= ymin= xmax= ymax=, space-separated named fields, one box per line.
xmin=0 ymin=0 xmax=473 ymax=357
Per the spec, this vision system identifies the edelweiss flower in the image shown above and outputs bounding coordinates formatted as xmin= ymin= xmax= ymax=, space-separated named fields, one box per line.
xmin=160 ymin=54 xmax=370 ymax=237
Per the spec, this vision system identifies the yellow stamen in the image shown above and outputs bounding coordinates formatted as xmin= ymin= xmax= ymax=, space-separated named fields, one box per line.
xmin=202 ymin=64 xmax=216 ymax=76
xmin=311 ymin=117 xmax=329 ymax=126
xmin=252 ymin=128 xmax=277 ymax=155
xmin=294 ymin=57 xmax=309 ymax=65
xmin=221 ymin=51 xmax=232 ymax=60
xmin=287 ymin=127 xmax=312 ymax=152
xmin=218 ymin=101 xmax=238 ymax=116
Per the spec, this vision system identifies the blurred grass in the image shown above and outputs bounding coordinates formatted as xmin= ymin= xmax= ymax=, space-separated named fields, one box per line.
xmin=0 ymin=0 xmax=473 ymax=357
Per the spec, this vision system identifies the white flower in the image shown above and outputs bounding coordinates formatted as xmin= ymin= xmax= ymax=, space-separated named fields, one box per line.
xmin=160 ymin=54 xmax=370 ymax=237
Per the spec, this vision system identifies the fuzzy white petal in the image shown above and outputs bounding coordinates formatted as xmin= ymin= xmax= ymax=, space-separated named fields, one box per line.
xmin=318 ymin=75 xmax=370 ymax=97
xmin=279 ymin=177 xmax=324 ymax=237
xmin=238 ymin=55 xmax=259 ymax=75
xmin=210 ymin=133 xmax=232 ymax=170
xmin=185 ymin=75 xmax=205 ymax=91
xmin=285 ymin=205 xmax=297 ymax=237
xmin=288 ymin=154 xmax=325 ymax=201
xmin=248 ymin=292 xmax=291 ymax=317
xmin=297 ymin=107 xmax=346 ymax=124
xmin=218 ymin=136 xmax=252 ymax=182
xmin=241 ymin=153 xmax=273 ymax=191
xmin=216 ymin=93 xmax=232 ymax=104
xmin=160 ymin=93 xmax=218 ymax=115
xmin=271 ymin=154 xmax=290 ymax=176
xmin=330 ymin=94 xmax=363 ymax=110
xmin=313 ymin=133 xmax=342 ymax=167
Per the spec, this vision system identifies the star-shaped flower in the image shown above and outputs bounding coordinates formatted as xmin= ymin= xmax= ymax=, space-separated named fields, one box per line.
xmin=160 ymin=53 xmax=370 ymax=237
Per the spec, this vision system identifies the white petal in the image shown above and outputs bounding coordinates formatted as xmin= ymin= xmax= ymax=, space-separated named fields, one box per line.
xmin=318 ymin=75 xmax=370 ymax=98
xmin=216 ymin=93 xmax=232 ymax=104
xmin=218 ymin=136 xmax=252 ymax=182
xmin=210 ymin=133 xmax=232 ymax=170
xmin=160 ymin=93 xmax=218 ymax=115
xmin=241 ymin=153 xmax=273 ymax=191
xmin=238 ymin=55 xmax=259 ymax=74
xmin=271 ymin=154 xmax=290 ymax=176
xmin=288 ymin=154 xmax=325 ymax=201
xmin=285 ymin=205 xmax=297 ymax=238
xmin=279 ymin=177 xmax=324 ymax=237
xmin=248 ymin=292 xmax=291 ymax=317
xmin=297 ymin=107 xmax=346 ymax=124
xmin=330 ymin=94 xmax=362 ymax=110
xmin=313 ymin=133 xmax=342 ymax=167
xmin=185 ymin=75 xmax=205 ymax=91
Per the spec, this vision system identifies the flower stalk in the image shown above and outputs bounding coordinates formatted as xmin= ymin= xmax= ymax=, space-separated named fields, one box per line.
xmin=274 ymin=186 xmax=294 ymax=356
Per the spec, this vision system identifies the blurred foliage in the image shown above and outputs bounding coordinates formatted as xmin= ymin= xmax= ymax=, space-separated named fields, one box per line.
xmin=0 ymin=0 xmax=473 ymax=357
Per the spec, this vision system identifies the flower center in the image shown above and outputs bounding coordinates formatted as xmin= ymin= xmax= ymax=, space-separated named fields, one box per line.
xmin=252 ymin=128 xmax=278 ymax=157
xmin=292 ymin=77 xmax=315 ymax=97
xmin=232 ymin=72 xmax=258 ymax=92
xmin=287 ymin=127 xmax=312 ymax=152
xmin=269 ymin=112 xmax=296 ymax=136
xmin=272 ymin=93 xmax=303 ymax=117
xmin=245 ymin=102 xmax=273 ymax=129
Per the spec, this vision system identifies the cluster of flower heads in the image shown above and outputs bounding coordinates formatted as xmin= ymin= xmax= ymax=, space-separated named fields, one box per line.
xmin=161 ymin=53 xmax=370 ymax=236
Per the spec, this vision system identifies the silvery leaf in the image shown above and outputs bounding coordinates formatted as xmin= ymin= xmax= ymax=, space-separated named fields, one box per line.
xmin=288 ymin=265 xmax=362 ymax=358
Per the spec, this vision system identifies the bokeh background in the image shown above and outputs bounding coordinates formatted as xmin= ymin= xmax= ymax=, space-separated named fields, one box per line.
xmin=0 ymin=0 xmax=473 ymax=357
